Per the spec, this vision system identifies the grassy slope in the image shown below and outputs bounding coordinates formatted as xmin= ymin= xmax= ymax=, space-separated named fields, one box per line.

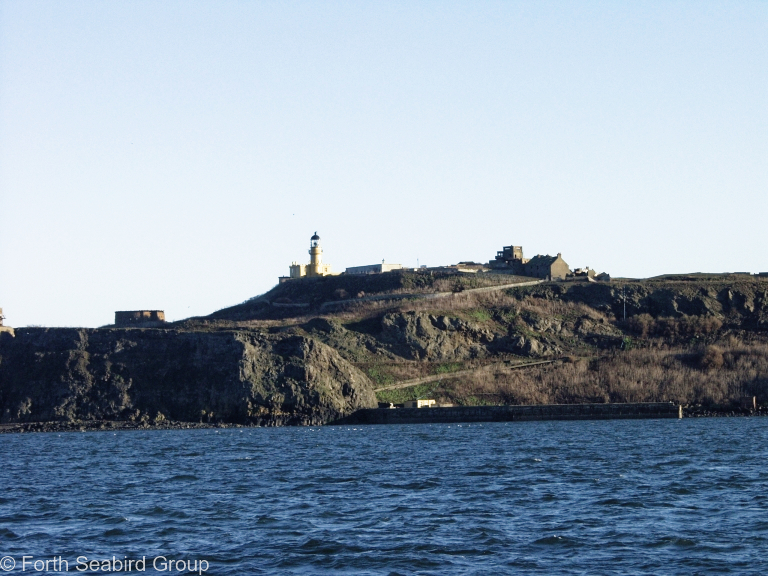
xmin=203 ymin=270 xmax=530 ymax=321
xmin=193 ymin=272 xmax=768 ymax=409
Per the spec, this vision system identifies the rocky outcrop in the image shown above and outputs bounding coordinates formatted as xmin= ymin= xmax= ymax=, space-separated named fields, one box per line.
xmin=380 ymin=312 xmax=494 ymax=360
xmin=507 ymin=335 xmax=561 ymax=357
xmin=537 ymin=281 xmax=768 ymax=327
xmin=0 ymin=328 xmax=376 ymax=427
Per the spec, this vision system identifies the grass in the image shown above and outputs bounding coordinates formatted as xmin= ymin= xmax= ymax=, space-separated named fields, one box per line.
xmin=467 ymin=310 xmax=492 ymax=323
xmin=457 ymin=395 xmax=497 ymax=406
xmin=434 ymin=362 xmax=464 ymax=375
xmin=365 ymin=366 xmax=396 ymax=387
xmin=375 ymin=381 xmax=442 ymax=404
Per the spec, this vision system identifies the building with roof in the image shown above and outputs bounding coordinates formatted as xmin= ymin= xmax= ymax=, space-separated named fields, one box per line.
xmin=524 ymin=253 xmax=570 ymax=280
xmin=345 ymin=261 xmax=403 ymax=275
xmin=489 ymin=244 xmax=570 ymax=280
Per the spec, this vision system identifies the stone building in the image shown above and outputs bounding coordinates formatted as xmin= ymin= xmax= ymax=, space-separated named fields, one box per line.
xmin=493 ymin=245 xmax=527 ymax=269
xmin=0 ymin=307 xmax=4 ymax=327
xmin=115 ymin=310 xmax=166 ymax=327
xmin=525 ymin=253 xmax=570 ymax=280
xmin=489 ymin=244 xmax=570 ymax=280
xmin=280 ymin=232 xmax=336 ymax=283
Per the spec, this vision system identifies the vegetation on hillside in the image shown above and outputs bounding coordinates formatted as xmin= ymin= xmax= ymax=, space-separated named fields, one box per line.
xmin=196 ymin=273 xmax=768 ymax=411
xmin=203 ymin=270 xmax=530 ymax=321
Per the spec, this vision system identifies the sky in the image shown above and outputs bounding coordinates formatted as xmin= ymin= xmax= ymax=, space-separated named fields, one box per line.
xmin=1 ymin=1 xmax=766 ymax=328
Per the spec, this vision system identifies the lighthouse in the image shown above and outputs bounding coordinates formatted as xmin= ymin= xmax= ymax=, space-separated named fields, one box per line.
xmin=284 ymin=232 xmax=335 ymax=281
xmin=309 ymin=232 xmax=323 ymax=276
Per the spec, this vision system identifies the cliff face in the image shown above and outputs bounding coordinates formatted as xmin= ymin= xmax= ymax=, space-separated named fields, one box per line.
xmin=0 ymin=328 xmax=376 ymax=426
xmin=552 ymin=281 xmax=768 ymax=328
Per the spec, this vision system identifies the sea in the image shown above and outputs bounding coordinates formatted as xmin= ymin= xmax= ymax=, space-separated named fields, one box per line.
xmin=1 ymin=418 xmax=767 ymax=575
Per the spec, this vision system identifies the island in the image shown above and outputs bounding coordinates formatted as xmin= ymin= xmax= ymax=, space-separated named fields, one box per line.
xmin=1 ymin=233 xmax=766 ymax=431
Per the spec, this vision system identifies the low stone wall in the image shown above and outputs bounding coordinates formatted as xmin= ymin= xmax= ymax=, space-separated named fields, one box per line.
xmin=334 ymin=402 xmax=682 ymax=425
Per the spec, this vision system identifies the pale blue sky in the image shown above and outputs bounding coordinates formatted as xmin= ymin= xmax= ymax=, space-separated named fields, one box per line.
xmin=1 ymin=1 xmax=766 ymax=327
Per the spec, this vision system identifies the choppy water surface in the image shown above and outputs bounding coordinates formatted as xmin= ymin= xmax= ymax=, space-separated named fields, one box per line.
xmin=1 ymin=418 xmax=768 ymax=575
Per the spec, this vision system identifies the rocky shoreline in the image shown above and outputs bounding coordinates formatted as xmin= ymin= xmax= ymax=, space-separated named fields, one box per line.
xmin=1 ymin=404 xmax=765 ymax=434
xmin=0 ymin=419 xmax=283 ymax=434
xmin=682 ymin=405 xmax=768 ymax=418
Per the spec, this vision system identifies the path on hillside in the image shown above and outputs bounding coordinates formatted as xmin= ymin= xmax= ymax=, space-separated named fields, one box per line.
xmin=318 ymin=279 xmax=545 ymax=311
xmin=373 ymin=359 xmax=556 ymax=392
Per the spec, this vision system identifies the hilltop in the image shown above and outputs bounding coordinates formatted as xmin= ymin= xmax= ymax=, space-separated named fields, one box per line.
xmin=1 ymin=270 xmax=768 ymax=430
xmin=201 ymin=269 xmax=529 ymax=322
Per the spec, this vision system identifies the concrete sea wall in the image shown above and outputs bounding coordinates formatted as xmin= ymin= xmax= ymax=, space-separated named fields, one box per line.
xmin=335 ymin=402 xmax=682 ymax=425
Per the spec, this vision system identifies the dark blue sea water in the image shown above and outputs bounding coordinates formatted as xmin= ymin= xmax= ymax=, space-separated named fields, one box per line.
xmin=1 ymin=418 xmax=767 ymax=575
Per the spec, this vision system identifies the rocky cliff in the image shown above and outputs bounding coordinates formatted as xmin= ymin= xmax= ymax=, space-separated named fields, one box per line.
xmin=0 ymin=328 xmax=376 ymax=427
xmin=2 ymin=274 xmax=768 ymax=428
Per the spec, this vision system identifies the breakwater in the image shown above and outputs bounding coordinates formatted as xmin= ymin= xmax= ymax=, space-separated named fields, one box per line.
xmin=335 ymin=402 xmax=682 ymax=425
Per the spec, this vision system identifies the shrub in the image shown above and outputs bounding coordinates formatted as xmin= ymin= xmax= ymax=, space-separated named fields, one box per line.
xmin=626 ymin=314 xmax=722 ymax=340
xmin=627 ymin=314 xmax=654 ymax=337
xmin=700 ymin=345 xmax=724 ymax=370
xmin=366 ymin=366 xmax=395 ymax=386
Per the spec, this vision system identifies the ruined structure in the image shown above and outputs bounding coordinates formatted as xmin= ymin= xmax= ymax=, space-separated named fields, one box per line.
xmin=114 ymin=310 xmax=166 ymax=327
xmin=494 ymin=245 xmax=527 ymax=269
xmin=0 ymin=307 xmax=4 ymax=327
xmin=573 ymin=267 xmax=597 ymax=279
xmin=490 ymin=245 xmax=570 ymax=280
xmin=280 ymin=232 xmax=336 ymax=283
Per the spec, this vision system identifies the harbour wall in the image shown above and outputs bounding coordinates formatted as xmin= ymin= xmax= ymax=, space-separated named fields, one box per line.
xmin=334 ymin=402 xmax=682 ymax=425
